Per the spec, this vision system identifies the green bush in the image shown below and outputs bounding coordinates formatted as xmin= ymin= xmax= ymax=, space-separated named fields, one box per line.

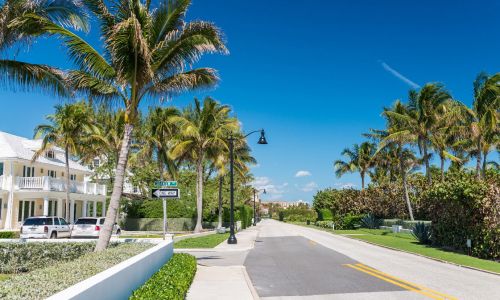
xmin=0 ymin=243 xmax=152 ymax=299
xmin=316 ymin=208 xmax=333 ymax=221
xmin=315 ymin=221 xmax=333 ymax=228
xmin=0 ymin=242 xmax=97 ymax=274
xmin=360 ymin=213 xmax=382 ymax=229
xmin=412 ymin=222 xmax=432 ymax=244
xmin=278 ymin=211 xmax=285 ymax=221
xmin=382 ymin=219 xmax=431 ymax=229
xmin=422 ymin=175 xmax=500 ymax=259
xmin=124 ymin=199 xmax=196 ymax=219
xmin=130 ymin=253 xmax=196 ymax=300
xmin=239 ymin=205 xmax=253 ymax=229
xmin=0 ymin=232 xmax=18 ymax=239
xmin=342 ymin=214 xmax=364 ymax=229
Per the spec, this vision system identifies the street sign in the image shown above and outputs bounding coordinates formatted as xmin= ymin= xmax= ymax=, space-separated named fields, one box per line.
xmin=152 ymin=188 xmax=180 ymax=199
xmin=155 ymin=180 xmax=177 ymax=187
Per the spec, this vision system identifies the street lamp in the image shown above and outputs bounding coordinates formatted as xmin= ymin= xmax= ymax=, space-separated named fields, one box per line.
xmin=228 ymin=129 xmax=268 ymax=245
xmin=253 ymin=188 xmax=266 ymax=226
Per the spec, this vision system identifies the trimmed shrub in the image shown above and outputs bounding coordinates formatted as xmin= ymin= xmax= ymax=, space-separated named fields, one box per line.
xmin=422 ymin=175 xmax=500 ymax=259
xmin=0 ymin=242 xmax=97 ymax=274
xmin=316 ymin=208 xmax=333 ymax=221
xmin=382 ymin=219 xmax=431 ymax=229
xmin=342 ymin=214 xmax=364 ymax=229
xmin=129 ymin=253 xmax=196 ymax=300
xmin=239 ymin=205 xmax=253 ymax=229
xmin=278 ymin=211 xmax=285 ymax=222
xmin=412 ymin=222 xmax=432 ymax=244
xmin=0 ymin=232 xmax=18 ymax=239
xmin=0 ymin=243 xmax=152 ymax=299
xmin=124 ymin=199 xmax=196 ymax=219
xmin=360 ymin=213 xmax=382 ymax=229
xmin=315 ymin=221 xmax=334 ymax=228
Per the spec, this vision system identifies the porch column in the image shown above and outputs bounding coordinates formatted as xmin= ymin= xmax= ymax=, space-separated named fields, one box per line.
xmin=82 ymin=200 xmax=88 ymax=217
xmin=57 ymin=198 xmax=63 ymax=218
xmin=4 ymin=161 xmax=15 ymax=229
xmin=43 ymin=196 xmax=49 ymax=216
xmin=70 ymin=198 xmax=75 ymax=223
xmin=101 ymin=201 xmax=106 ymax=217
xmin=93 ymin=201 xmax=97 ymax=217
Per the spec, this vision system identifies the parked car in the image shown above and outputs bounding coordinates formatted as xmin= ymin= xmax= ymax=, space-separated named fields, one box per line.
xmin=70 ymin=217 xmax=121 ymax=238
xmin=20 ymin=216 xmax=71 ymax=239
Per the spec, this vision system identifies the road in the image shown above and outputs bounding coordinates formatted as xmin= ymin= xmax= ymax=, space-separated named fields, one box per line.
xmin=243 ymin=219 xmax=500 ymax=300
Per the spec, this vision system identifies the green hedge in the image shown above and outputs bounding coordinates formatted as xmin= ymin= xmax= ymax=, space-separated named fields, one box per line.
xmin=124 ymin=199 xmax=196 ymax=219
xmin=0 ymin=243 xmax=152 ymax=299
xmin=129 ymin=253 xmax=197 ymax=300
xmin=0 ymin=232 xmax=18 ymax=239
xmin=239 ymin=205 xmax=253 ymax=229
xmin=123 ymin=218 xmax=218 ymax=231
xmin=0 ymin=242 xmax=96 ymax=274
xmin=382 ymin=219 xmax=431 ymax=229
xmin=316 ymin=208 xmax=333 ymax=221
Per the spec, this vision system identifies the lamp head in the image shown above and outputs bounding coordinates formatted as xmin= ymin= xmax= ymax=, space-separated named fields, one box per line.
xmin=257 ymin=130 xmax=268 ymax=145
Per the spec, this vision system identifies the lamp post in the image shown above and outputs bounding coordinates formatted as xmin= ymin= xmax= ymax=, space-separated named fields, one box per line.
xmin=253 ymin=188 xmax=266 ymax=226
xmin=228 ymin=129 xmax=268 ymax=245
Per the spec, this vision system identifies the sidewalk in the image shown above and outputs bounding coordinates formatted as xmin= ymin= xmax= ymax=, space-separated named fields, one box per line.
xmin=186 ymin=226 xmax=261 ymax=300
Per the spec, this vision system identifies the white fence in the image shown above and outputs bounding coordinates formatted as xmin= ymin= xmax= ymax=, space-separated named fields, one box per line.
xmin=48 ymin=240 xmax=174 ymax=300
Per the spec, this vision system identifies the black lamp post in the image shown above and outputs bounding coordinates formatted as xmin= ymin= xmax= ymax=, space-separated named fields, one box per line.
xmin=228 ymin=130 xmax=267 ymax=245
xmin=253 ymin=188 xmax=266 ymax=226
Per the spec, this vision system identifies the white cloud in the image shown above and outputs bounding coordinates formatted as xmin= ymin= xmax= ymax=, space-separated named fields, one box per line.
xmin=295 ymin=170 xmax=312 ymax=177
xmin=380 ymin=61 xmax=420 ymax=89
xmin=301 ymin=181 xmax=318 ymax=192
xmin=250 ymin=177 xmax=288 ymax=196
xmin=334 ymin=182 xmax=357 ymax=189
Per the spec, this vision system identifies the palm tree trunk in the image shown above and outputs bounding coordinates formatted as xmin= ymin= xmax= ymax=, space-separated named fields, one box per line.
xmin=217 ymin=176 xmax=223 ymax=229
xmin=194 ymin=155 xmax=204 ymax=233
xmin=423 ymin=143 xmax=432 ymax=185
xmin=95 ymin=123 xmax=134 ymax=252
xmin=476 ymin=138 xmax=482 ymax=179
xmin=361 ymin=172 xmax=365 ymax=190
xmin=482 ymin=151 xmax=488 ymax=179
xmin=399 ymin=145 xmax=414 ymax=221
xmin=65 ymin=146 xmax=71 ymax=221
xmin=440 ymin=154 xmax=445 ymax=183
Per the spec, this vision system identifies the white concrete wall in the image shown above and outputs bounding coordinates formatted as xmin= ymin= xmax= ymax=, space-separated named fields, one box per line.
xmin=47 ymin=240 xmax=173 ymax=300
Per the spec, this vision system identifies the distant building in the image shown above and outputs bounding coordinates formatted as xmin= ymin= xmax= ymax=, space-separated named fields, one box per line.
xmin=261 ymin=200 xmax=309 ymax=209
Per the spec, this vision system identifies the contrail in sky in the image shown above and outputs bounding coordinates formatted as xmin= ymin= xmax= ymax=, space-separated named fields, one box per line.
xmin=380 ymin=61 xmax=421 ymax=89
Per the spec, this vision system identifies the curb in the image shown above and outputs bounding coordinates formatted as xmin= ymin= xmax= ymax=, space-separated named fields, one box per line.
xmin=242 ymin=266 xmax=260 ymax=300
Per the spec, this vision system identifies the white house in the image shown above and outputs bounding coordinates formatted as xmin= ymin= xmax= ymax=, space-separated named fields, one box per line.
xmin=0 ymin=131 xmax=107 ymax=230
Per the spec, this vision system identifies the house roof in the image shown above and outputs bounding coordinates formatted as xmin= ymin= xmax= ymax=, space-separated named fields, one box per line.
xmin=0 ymin=131 xmax=92 ymax=173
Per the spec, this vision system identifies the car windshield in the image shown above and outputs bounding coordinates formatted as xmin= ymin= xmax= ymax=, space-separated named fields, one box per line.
xmin=75 ymin=218 xmax=97 ymax=225
xmin=23 ymin=218 xmax=53 ymax=226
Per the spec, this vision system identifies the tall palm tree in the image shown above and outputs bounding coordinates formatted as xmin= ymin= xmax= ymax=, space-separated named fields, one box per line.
xmin=0 ymin=0 xmax=88 ymax=96
xmin=169 ymin=97 xmax=239 ymax=232
xmin=7 ymin=0 xmax=227 ymax=251
xmin=384 ymin=83 xmax=451 ymax=184
xmin=334 ymin=142 xmax=376 ymax=190
xmin=32 ymin=101 xmax=97 ymax=221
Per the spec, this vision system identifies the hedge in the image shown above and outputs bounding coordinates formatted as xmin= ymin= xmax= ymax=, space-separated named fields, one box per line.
xmin=0 ymin=232 xmax=19 ymax=239
xmin=0 ymin=242 xmax=96 ymax=274
xmin=381 ymin=219 xmax=431 ymax=229
xmin=129 ymin=253 xmax=197 ymax=300
xmin=239 ymin=205 xmax=253 ymax=229
xmin=0 ymin=243 xmax=152 ymax=300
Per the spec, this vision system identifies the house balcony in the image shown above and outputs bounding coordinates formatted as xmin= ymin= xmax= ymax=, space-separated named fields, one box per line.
xmin=14 ymin=176 xmax=106 ymax=196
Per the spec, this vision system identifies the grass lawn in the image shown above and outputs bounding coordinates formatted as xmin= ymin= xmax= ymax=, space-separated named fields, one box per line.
xmin=174 ymin=233 xmax=229 ymax=249
xmin=0 ymin=274 xmax=10 ymax=281
xmin=291 ymin=222 xmax=500 ymax=274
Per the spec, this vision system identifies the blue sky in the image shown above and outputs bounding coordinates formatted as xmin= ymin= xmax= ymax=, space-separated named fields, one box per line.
xmin=1 ymin=0 xmax=499 ymax=203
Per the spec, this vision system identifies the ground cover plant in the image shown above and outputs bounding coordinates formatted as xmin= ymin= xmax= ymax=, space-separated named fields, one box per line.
xmin=129 ymin=253 xmax=197 ymax=300
xmin=0 ymin=243 xmax=152 ymax=300
xmin=174 ymin=233 xmax=229 ymax=249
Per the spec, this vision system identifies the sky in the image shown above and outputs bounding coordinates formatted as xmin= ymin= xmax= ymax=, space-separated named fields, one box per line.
xmin=1 ymin=0 xmax=499 ymax=203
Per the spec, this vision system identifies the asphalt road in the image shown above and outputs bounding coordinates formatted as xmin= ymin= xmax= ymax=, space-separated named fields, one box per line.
xmin=243 ymin=219 xmax=500 ymax=300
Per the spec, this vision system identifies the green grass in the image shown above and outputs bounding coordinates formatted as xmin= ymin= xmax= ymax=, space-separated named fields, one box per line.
xmin=174 ymin=233 xmax=229 ymax=249
xmin=292 ymin=222 xmax=500 ymax=274
xmin=0 ymin=274 xmax=10 ymax=281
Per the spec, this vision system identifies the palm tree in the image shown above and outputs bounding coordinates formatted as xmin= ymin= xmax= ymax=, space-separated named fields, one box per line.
xmin=7 ymin=0 xmax=227 ymax=251
xmin=32 ymin=101 xmax=97 ymax=221
xmin=0 ymin=0 xmax=88 ymax=96
xmin=169 ymin=97 xmax=239 ymax=232
xmin=384 ymin=84 xmax=451 ymax=184
xmin=334 ymin=142 xmax=376 ymax=190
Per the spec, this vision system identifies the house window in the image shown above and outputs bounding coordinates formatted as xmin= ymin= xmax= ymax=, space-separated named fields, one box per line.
xmin=70 ymin=174 xmax=77 ymax=181
xmin=48 ymin=170 xmax=57 ymax=178
xmin=0 ymin=162 xmax=3 ymax=176
xmin=46 ymin=150 xmax=55 ymax=159
xmin=23 ymin=166 xmax=35 ymax=177
xmin=18 ymin=200 xmax=35 ymax=221
xmin=48 ymin=200 xmax=58 ymax=216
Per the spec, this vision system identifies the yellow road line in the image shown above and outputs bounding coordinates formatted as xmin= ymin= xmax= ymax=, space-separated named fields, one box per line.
xmin=355 ymin=264 xmax=458 ymax=300
xmin=343 ymin=264 xmax=455 ymax=300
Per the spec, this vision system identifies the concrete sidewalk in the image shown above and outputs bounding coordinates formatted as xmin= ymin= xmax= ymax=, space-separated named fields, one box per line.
xmin=186 ymin=226 xmax=261 ymax=300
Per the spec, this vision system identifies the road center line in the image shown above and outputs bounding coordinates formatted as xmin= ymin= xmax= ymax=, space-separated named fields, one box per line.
xmin=343 ymin=264 xmax=456 ymax=300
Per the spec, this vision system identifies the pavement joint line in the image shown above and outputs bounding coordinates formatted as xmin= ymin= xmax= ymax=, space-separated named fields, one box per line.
xmin=355 ymin=263 xmax=458 ymax=300
xmin=343 ymin=264 xmax=454 ymax=300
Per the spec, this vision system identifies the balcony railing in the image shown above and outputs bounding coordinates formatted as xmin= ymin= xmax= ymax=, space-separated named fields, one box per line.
xmin=15 ymin=176 xmax=106 ymax=196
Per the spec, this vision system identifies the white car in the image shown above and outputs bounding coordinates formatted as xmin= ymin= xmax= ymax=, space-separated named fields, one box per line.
xmin=20 ymin=216 xmax=71 ymax=239
xmin=70 ymin=217 xmax=121 ymax=238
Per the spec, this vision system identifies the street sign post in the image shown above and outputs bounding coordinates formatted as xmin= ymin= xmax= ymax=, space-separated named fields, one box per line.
xmin=151 ymin=187 xmax=180 ymax=240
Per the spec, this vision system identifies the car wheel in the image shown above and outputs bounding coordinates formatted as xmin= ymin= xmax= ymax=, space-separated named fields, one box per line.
xmin=50 ymin=232 xmax=57 ymax=239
